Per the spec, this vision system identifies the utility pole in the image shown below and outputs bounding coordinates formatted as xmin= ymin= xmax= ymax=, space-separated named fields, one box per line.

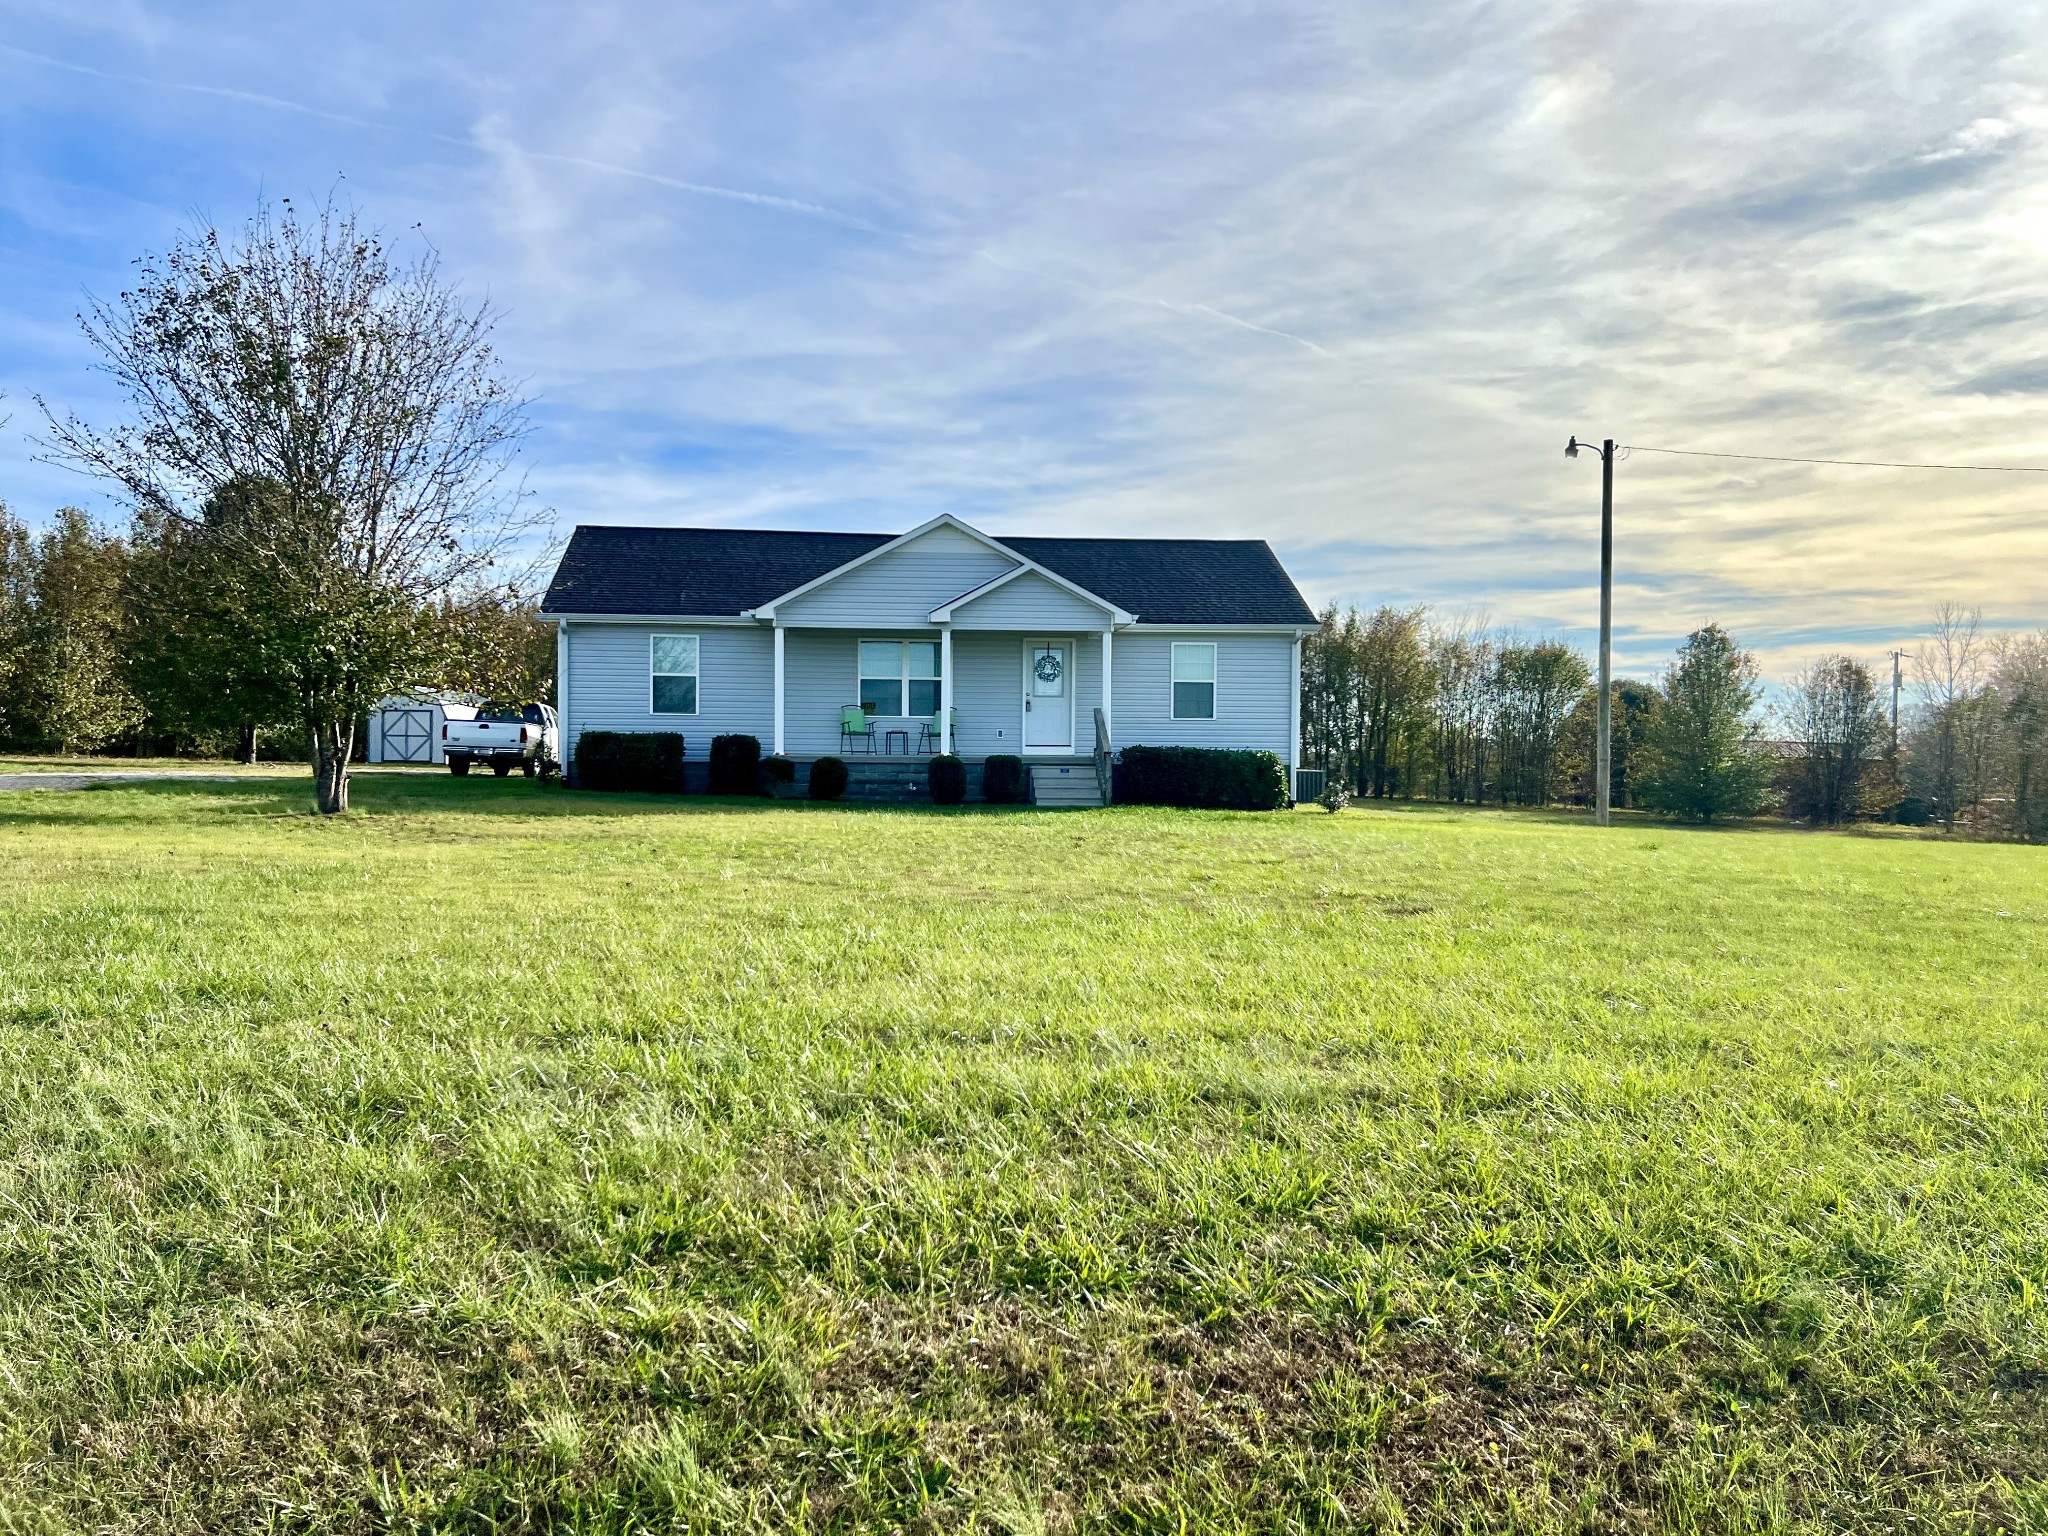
xmin=1566 ymin=435 xmax=1616 ymax=826
xmin=1888 ymin=649 xmax=1905 ymax=752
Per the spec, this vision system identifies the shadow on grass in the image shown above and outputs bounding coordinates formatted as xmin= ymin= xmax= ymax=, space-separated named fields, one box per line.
xmin=0 ymin=771 xmax=1098 ymax=826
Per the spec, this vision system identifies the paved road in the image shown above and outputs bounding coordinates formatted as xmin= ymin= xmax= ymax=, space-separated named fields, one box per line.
xmin=0 ymin=772 xmax=254 ymax=792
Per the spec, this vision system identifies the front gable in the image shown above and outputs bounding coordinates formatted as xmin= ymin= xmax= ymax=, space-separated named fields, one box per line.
xmin=768 ymin=521 xmax=1019 ymax=629
xmin=941 ymin=567 xmax=1118 ymax=630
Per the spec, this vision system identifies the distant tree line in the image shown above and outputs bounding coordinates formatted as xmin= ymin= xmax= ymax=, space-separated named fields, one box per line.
xmin=0 ymin=499 xmax=553 ymax=761
xmin=1302 ymin=603 xmax=2047 ymax=841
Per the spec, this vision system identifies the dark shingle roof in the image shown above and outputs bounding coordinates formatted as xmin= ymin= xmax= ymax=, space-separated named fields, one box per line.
xmin=1004 ymin=536 xmax=1315 ymax=625
xmin=543 ymin=527 xmax=891 ymax=616
xmin=542 ymin=524 xmax=1315 ymax=626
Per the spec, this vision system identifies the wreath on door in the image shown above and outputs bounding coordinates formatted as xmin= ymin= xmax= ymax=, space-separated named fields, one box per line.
xmin=1034 ymin=652 xmax=1064 ymax=684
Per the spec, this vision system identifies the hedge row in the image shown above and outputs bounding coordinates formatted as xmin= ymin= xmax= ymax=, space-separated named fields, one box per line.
xmin=572 ymin=737 xmax=1286 ymax=810
xmin=574 ymin=731 xmax=686 ymax=794
xmin=1113 ymin=745 xmax=1289 ymax=810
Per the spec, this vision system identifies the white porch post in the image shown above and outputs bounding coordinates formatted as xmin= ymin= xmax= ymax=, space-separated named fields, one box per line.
xmin=556 ymin=620 xmax=571 ymax=783
xmin=1101 ymin=626 xmax=1113 ymax=744
xmin=1289 ymin=634 xmax=1303 ymax=774
xmin=940 ymin=625 xmax=953 ymax=754
xmin=772 ymin=623 xmax=786 ymax=756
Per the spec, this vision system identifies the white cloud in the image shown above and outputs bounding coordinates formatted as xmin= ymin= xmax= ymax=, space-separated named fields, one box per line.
xmin=1 ymin=0 xmax=2045 ymax=681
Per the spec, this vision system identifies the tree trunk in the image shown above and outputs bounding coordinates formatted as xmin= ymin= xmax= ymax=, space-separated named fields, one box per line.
xmin=240 ymin=723 xmax=260 ymax=765
xmin=313 ymin=720 xmax=353 ymax=814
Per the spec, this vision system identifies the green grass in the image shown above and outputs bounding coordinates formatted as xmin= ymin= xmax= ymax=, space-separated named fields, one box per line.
xmin=0 ymin=776 xmax=2043 ymax=1534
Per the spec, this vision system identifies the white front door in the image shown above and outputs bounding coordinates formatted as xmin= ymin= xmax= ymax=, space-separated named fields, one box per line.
xmin=1024 ymin=641 xmax=1073 ymax=751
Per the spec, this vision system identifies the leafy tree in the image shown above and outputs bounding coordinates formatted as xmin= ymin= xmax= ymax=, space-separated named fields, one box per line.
xmin=1560 ymin=679 xmax=1657 ymax=809
xmin=16 ymin=509 xmax=143 ymax=753
xmin=127 ymin=478 xmax=302 ymax=761
xmin=1491 ymin=640 xmax=1589 ymax=806
xmin=429 ymin=592 xmax=556 ymax=707
xmin=1299 ymin=604 xmax=1434 ymax=798
xmin=1785 ymin=655 xmax=1887 ymax=824
xmin=1424 ymin=619 xmax=1494 ymax=803
xmin=0 ymin=504 xmax=34 ymax=746
xmin=41 ymin=196 xmax=533 ymax=812
xmin=1996 ymin=634 xmax=2048 ymax=842
xmin=1636 ymin=624 xmax=1771 ymax=822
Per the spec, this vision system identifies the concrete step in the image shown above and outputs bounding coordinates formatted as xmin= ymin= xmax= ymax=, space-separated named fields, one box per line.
xmin=1031 ymin=764 xmax=1104 ymax=808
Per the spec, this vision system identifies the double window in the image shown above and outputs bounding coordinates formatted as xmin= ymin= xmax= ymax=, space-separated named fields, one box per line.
xmin=859 ymin=640 xmax=941 ymax=717
xmin=1171 ymin=642 xmax=1216 ymax=719
xmin=650 ymin=634 xmax=699 ymax=714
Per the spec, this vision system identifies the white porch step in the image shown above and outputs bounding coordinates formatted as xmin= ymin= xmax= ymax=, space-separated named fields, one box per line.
xmin=1031 ymin=764 xmax=1104 ymax=808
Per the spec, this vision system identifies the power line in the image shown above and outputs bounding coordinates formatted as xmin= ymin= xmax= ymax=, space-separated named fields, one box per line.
xmin=1620 ymin=444 xmax=2048 ymax=473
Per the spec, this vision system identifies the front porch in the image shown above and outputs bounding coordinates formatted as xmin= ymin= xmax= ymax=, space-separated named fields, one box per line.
xmin=769 ymin=626 xmax=1117 ymax=764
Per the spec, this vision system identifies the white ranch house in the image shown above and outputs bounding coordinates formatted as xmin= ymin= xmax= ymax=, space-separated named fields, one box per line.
xmin=541 ymin=515 xmax=1316 ymax=800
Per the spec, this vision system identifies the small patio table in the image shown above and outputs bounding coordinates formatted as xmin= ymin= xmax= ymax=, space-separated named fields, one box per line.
xmin=884 ymin=728 xmax=910 ymax=755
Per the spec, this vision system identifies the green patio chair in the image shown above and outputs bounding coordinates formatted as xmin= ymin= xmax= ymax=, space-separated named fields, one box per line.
xmin=840 ymin=705 xmax=877 ymax=754
xmin=917 ymin=707 xmax=957 ymax=754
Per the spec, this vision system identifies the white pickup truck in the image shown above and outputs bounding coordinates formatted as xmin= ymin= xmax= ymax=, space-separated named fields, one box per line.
xmin=443 ymin=703 xmax=558 ymax=777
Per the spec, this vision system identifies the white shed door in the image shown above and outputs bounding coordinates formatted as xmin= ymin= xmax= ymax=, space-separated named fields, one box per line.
xmin=1023 ymin=642 xmax=1073 ymax=750
xmin=384 ymin=708 xmax=434 ymax=763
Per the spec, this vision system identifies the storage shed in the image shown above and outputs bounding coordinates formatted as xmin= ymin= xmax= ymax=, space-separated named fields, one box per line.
xmin=367 ymin=695 xmax=476 ymax=765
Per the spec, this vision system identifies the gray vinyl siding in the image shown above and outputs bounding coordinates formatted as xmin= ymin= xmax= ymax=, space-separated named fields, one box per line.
xmin=776 ymin=524 xmax=1017 ymax=628
xmin=1109 ymin=631 xmax=1297 ymax=760
xmin=784 ymin=628 xmax=873 ymax=756
xmin=950 ymin=570 xmax=1112 ymax=631
xmin=781 ymin=630 xmax=1105 ymax=757
xmin=562 ymin=620 xmax=1294 ymax=767
xmin=950 ymin=632 xmax=1104 ymax=755
xmin=564 ymin=622 xmax=771 ymax=760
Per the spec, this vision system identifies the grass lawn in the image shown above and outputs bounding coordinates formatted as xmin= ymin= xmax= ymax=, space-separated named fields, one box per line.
xmin=0 ymin=776 xmax=2043 ymax=1534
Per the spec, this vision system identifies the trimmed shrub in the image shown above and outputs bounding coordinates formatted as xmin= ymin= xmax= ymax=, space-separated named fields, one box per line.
xmin=1114 ymin=745 xmax=1288 ymax=811
xmin=708 ymin=734 xmax=762 ymax=795
xmin=759 ymin=755 xmax=797 ymax=796
xmin=928 ymin=754 xmax=967 ymax=805
xmin=808 ymin=755 xmax=849 ymax=801
xmin=1318 ymin=779 xmax=1352 ymax=814
xmin=574 ymin=731 xmax=685 ymax=794
xmin=981 ymin=754 xmax=1026 ymax=805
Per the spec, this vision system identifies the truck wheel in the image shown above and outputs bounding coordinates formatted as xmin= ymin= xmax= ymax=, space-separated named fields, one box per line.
xmin=492 ymin=759 xmax=512 ymax=777
xmin=522 ymin=757 xmax=538 ymax=778
xmin=449 ymin=758 xmax=470 ymax=777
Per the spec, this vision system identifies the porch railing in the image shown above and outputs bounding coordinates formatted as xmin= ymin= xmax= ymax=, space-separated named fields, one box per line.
xmin=1092 ymin=706 xmax=1113 ymax=806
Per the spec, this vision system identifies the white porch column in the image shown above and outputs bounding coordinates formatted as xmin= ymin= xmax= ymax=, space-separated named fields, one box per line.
xmin=1289 ymin=634 xmax=1303 ymax=773
xmin=1101 ymin=626 xmax=1113 ymax=744
xmin=556 ymin=620 xmax=571 ymax=782
xmin=940 ymin=625 xmax=953 ymax=754
xmin=772 ymin=623 xmax=786 ymax=756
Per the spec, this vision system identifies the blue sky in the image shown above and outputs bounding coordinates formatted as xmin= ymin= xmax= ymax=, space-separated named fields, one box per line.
xmin=3 ymin=0 xmax=2046 ymax=677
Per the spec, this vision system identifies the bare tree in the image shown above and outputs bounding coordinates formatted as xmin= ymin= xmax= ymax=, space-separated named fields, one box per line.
xmin=39 ymin=197 xmax=533 ymax=812
xmin=1786 ymin=655 xmax=1886 ymax=824
xmin=1910 ymin=604 xmax=1988 ymax=830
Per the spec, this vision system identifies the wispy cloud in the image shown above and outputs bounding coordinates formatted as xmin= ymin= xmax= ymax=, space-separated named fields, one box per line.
xmin=1 ymin=1 xmax=2045 ymax=681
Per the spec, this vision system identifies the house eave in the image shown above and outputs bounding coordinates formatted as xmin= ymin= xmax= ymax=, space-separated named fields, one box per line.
xmin=541 ymin=611 xmax=758 ymax=625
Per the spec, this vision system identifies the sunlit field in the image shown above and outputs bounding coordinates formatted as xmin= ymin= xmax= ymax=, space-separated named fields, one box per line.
xmin=1 ymin=775 xmax=2043 ymax=1533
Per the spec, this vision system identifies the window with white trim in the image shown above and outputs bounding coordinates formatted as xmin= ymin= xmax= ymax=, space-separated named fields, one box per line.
xmin=1171 ymin=642 xmax=1216 ymax=719
xmin=858 ymin=639 xmax=942 ymax=717
xmin=651 ymin=634 xmax=699 ymax=714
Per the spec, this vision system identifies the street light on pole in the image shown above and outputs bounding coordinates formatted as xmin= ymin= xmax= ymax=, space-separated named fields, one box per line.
xmin=1565 ymin=434 xmax=1615 ymax=827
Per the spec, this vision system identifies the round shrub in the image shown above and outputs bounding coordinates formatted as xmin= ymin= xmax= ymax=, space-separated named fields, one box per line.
xmin=928 ymin=753 xmax=967 ymax=806
xmin=708 ymin=734 xmax=762 ymax=795
xmin=759 ymin=755 xmax=797 ymax=796
xmin=808 ymin=755 xmax=849 ymax=801
xmin=981 ymin=754 xmax=1025 ymax=805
